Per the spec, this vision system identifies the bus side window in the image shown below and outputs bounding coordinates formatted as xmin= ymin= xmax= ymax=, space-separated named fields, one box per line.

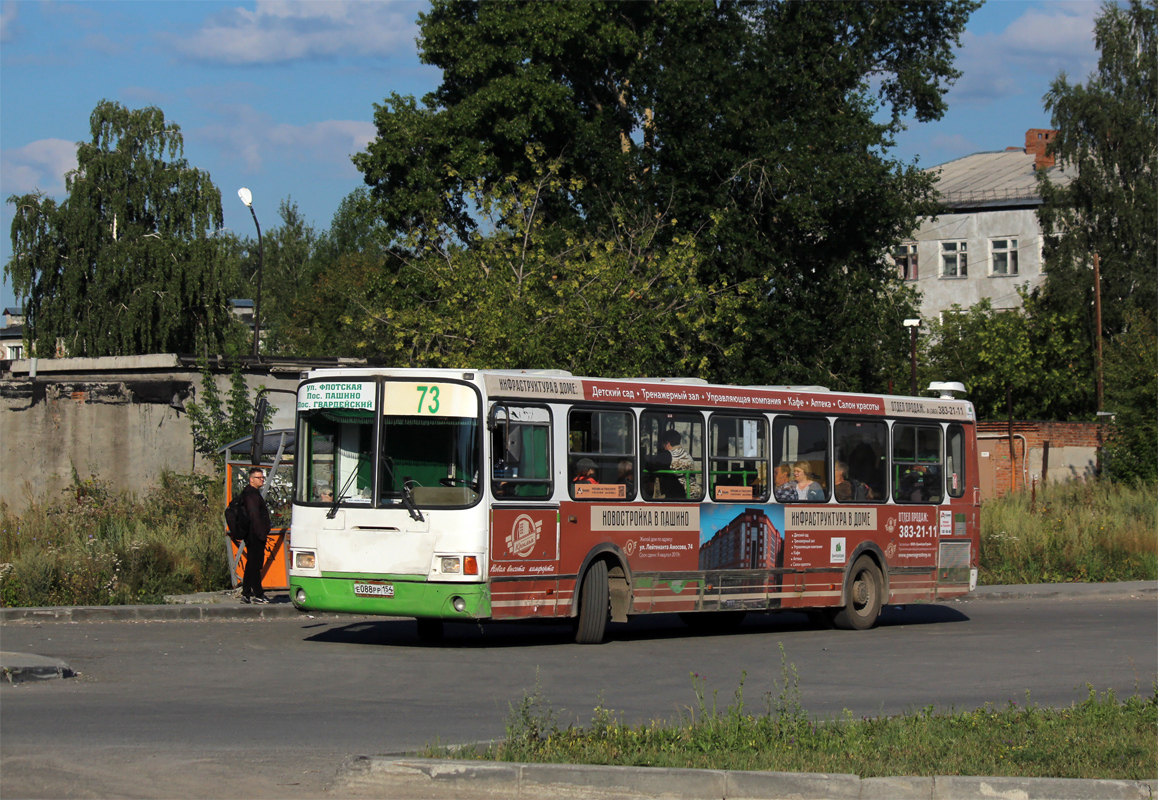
xmin=772 ymin=416 xmax=830 ymax=502
xmin=892 ymin=423 xmax=943 ymax=504
xmin=947 ymin=425 xmax=966 ymax=498
xmin=833 ymin=419 xmax=887 ymax=503
xmin=709 ymin=416 xmax=768 ymax=502
xmin=640 ymin=411 xmax=704 ymax=502
xmin=568 ymin=408 xmax=635 ymax=501
xmin=490 ymin=406 xmax=552 ymax=499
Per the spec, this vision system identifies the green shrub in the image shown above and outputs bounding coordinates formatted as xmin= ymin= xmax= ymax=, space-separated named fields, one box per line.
xmin=0 ymin=471 xmax=231 ymax=607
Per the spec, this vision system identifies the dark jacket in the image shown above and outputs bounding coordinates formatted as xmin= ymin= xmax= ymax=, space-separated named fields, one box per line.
xmin=239 ymin=485 xmax=271 ymax=541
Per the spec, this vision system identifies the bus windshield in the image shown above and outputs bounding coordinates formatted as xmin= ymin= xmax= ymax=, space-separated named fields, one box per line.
xmin=380 ymin=380 xmax=481 ymax=508
xmin=297 ymin=381 xmax=376 ymax=506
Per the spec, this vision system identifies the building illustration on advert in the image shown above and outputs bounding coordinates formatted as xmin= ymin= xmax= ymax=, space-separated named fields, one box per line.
xmin=698 ymin=507 xmax=782 ymax=570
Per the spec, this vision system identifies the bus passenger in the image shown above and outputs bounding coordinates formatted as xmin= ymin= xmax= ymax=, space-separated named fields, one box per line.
xmin=834 ymin=461 xmax=853 ymax=502
xmin=615 ymin=459 xmax=634 ymax=486
xmin=773 ymin=463 xmax=796 ymax=502
xmin=647 ymin=430 xmax=687 ymax=499
xmin=573 ymin=458 xmax=598 ymax=484
xmin=791 ymin=462 xmax=824 ymax=502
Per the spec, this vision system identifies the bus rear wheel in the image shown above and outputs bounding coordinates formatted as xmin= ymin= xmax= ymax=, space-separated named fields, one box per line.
xmin=574 ymin=560 xmax=609 ymax=645
xmin=831 ymin=556 xmax=883 ymax=631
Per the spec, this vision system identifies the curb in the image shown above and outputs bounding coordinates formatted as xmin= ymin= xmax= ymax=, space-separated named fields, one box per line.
xmin=0 ymin=601 xmax=306 ymax=623
xmin=338 ymin=757 xmax=1158 ymax=800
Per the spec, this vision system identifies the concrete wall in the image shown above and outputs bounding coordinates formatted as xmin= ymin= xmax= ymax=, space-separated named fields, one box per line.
xmin=0 ymin=354 xmax=314 ymax=513
xmin=906 ymin=207 xmax=1046 ymax=319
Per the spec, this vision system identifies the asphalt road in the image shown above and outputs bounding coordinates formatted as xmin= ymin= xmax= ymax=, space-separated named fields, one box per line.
xmin=2 ymin=591 xmax=1156 ymax=798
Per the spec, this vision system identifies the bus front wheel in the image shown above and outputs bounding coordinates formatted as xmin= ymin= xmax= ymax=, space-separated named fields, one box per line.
xmin=574 ymin=560 xmax=610 ymax=645
xmin=831 ymin=556 xmax=883 ymax=631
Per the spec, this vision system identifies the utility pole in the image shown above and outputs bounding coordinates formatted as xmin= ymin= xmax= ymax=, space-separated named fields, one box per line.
xmin=1093 ymin=253 xmax=1104 ymax=412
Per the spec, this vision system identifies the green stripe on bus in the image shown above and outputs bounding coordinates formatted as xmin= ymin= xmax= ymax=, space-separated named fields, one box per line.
xmin=290 ymin=576 xmax=491 ymax=619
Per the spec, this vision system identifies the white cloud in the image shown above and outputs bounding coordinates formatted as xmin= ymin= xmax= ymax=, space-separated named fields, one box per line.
xmin=172 ymin=1 xmax=422 ymax=65
xmin=0 ymin=3 xmax=17 ymax=43
xmin=950 ymin=3 xmax=1100 ymax=105
xmin=1 ymin=139 xmax=78 ymax=196
xmin=196 ymin=104 xmax=375 ymax=173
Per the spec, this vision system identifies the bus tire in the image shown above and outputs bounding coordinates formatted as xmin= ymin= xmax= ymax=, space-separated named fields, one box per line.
xmin=574 ymin=560 xmax=610 ymax=645
xmin=416 ymin=618 xmax=444 ymax=642
xmin=831 ymin=556 xmax=883 ymax=631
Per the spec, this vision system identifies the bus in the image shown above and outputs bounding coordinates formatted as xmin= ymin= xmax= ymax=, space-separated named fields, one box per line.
xmin=288 ymin=368 xmax=980 ymax=643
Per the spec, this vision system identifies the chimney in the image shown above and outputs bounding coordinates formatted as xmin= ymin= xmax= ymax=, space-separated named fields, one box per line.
xmin=1025 ymin=128 xmax=1057 ymax=170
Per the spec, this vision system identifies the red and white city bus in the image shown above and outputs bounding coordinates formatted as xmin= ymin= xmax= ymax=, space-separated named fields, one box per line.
xmin=288 ymin=369 xmax=980 ymax=643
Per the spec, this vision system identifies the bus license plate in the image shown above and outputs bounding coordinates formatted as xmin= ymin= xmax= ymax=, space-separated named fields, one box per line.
xmin=353 ymin=581 xmax=394 ymax=598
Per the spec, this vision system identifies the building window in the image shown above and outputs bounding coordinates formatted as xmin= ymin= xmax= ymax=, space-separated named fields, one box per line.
xmin=893 ymin=243 xmax=918 ymax=281
xmin=941 ymin=241 xmax=967 ymax=278
xmin=5 ymin=345 xmax=21 ymax=360
xmin=990 ymin=239 xmax=1019 ymax=276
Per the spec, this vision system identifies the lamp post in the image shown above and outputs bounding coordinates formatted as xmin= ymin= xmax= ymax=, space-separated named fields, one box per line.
xmin=237 ymin=188 xmax=264 ymax=359
xmin=903 ymin=318 xmax=921 ymax=396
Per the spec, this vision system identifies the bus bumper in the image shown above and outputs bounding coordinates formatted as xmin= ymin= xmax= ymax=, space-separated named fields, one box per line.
xmin=290 ymin=576 xmax=491 ymax=620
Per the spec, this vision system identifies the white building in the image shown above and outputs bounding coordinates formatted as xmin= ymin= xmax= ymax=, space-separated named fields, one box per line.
xmin=897 ymin=129 xmax=1076 ymax=319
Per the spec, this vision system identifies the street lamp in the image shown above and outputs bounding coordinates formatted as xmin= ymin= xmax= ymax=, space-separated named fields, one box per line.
xmin=903 ymin=318 xmax=921 ymax=396
xmin=238 ymin=188 xmax=264 ymax=359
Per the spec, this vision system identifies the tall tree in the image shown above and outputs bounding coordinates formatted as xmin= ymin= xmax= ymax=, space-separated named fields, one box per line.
xmin=353 ymin=0 xmax=976 ymax=387
xmin=1037 ymin=0 xmax=1157 ymax=473
xmin=243 ymin=197 xmax=320 ymax=354
xmin=5 ymin=101 xmax=234 ymax=357
xmin=1038 ymin=0 xmax=1157 ymax=339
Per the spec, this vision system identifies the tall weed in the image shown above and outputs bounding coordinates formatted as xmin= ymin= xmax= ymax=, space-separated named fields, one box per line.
xmin=0 ymin=471 xmax=231 ymax=606
xmin=981 ymin=480 xmax=1157 ymax=584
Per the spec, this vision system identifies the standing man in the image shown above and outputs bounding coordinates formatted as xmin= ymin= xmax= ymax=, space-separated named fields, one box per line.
xmin=239 ymin=467 xmax=272 ymax=604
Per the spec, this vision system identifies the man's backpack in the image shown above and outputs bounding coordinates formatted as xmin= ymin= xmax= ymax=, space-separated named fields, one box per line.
xmin=224 ymin=492 xmax=250 ymax=542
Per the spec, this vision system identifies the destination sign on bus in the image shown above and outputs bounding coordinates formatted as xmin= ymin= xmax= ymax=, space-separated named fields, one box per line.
xmin=383 ymin=381 xmax=478 ymax=417
xmin=298 ymin=381 xmax=375 ymax=411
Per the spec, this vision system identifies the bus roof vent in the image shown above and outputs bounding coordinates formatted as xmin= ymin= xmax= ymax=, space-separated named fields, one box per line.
xmin=748 ymin=385 xmax=831 ymax=392
xmin=927 ymin=381 xmax=967 ymax=399
xmin=627 ymin=377 xmax=709 ymax=385
xmin=484 ymin=368 xmax=573 ymax=377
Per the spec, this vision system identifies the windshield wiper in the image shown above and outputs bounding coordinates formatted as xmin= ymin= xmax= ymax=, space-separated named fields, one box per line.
xmin=326 ymin=467 xmax=362 ymax=520
xmin=401 ymin=474 xmax=424 ymax=523
xmin=382 ymin=455 xmax=423 ymax=522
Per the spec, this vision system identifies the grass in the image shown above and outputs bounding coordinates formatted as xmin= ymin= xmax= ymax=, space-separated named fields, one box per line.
xmin=427 ymin=649 xmax=1158 ymax=781
xmin=980 ymin=480 xmax=1157 ymax=585
xmin=0 ymin=470 xmax=232 ymax=607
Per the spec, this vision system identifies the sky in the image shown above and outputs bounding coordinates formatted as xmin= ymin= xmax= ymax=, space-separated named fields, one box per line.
xmin=0 ymin=0 xmax=1104 ymax=312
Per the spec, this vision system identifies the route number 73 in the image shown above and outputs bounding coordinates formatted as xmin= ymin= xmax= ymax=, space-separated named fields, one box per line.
xmin=415 ymin=385 xmax=441 ymax=414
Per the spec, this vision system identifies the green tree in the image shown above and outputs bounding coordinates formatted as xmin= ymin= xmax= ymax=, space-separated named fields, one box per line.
xmin=241 ymin=197 xmax=321 ymax=354
xmin=1102 ymin=308 xmax=1158 ymax=481
xmin=185 ymin=359 xmax=275 ymax=470
xmin=353 ymin=0 xmax=977 ymax=387
xmin=5 ymin=101 xmax=234 ymax=357
xmin=311 ymin=158 xmax=739 ymax=375
xmin=920 ymin=291 xmax=1093 ymax=421
xmin=1038 ymin=0 xmax=1157 ymax=339
xmin=1036 ymin=0 xmax=1157 ymax=474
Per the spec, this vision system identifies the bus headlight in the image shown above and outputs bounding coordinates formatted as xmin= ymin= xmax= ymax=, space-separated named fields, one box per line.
xmin=441 ymin=557 xmax=461 ymax=574
xmin=296 ymin=551 xmax=316 ymax=570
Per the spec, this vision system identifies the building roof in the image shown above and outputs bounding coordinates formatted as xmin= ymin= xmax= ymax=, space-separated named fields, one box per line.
xmin=928 ymin=150 xmax=1076 ymax=210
